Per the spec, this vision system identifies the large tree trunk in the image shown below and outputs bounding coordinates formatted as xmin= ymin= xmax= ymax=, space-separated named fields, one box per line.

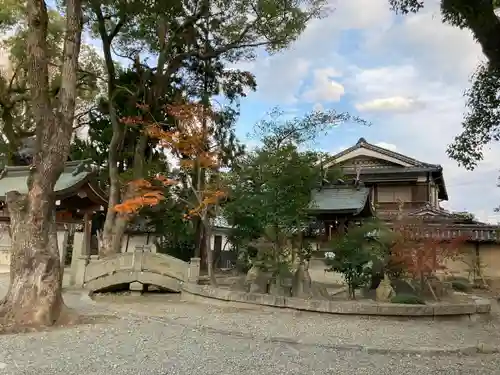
xmin=0 ymin=196 xmax=64 ymax=326
xmin=0 ymin=0 xmax=82 ymax=328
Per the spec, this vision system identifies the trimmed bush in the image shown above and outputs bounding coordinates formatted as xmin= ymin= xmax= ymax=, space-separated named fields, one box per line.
xmin=390 ymin=294 xmax=425 ymax=305
xmin=451 ymin=280 xmax=472 ymax=292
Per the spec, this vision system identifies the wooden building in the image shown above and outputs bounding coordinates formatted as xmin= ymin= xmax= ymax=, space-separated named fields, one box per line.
xmin=308 ymin=138 xmax=500 ymax=285
xmin=0 ymin=159 xmax=168 ymax=270
xmin=0 ymin=160 xmax=107 ymax=265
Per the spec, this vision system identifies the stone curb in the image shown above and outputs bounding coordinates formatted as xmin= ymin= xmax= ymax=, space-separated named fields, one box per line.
xmin=181 ymin=283 xmax=491 ymax=317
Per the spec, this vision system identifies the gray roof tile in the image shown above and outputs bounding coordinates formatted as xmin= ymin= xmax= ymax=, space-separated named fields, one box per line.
xmin=309 ymin=186 xmax=371 ymax=214
xmin=0 ymin=160 xmax=94 ymax=199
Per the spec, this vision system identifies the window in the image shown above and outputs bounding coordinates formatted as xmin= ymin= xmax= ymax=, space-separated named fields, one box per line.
xmin=377 ymin=186 xmax=411 ymax=203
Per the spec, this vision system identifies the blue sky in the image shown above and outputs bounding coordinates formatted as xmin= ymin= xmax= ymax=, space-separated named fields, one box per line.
xmin=227 ymin=0 xmax=500 ymax=224
xmin=82 ymin=0 xmax=500 ymax=223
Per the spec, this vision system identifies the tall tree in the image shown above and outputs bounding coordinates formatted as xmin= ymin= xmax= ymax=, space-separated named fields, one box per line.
xmin=89 ymin=0 xmax=329 ymax=258
xmin=0 ymin=0 xmax=83 ymax=328
xmin=388 ymin=1 xmax=500 ymax=169
xmin=224 ymin=109 xmax=361 ymax=278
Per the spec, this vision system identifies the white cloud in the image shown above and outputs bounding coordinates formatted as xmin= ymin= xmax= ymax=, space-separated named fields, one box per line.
xmin=301 ymin=68 xmax=345 ymax=103
xmin=355 ymin=97 xmax=423 ymax=113
xmin=240 ymin=0 xmax=394 ymax=104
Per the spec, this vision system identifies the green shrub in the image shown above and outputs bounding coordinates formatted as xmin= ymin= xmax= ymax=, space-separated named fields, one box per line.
xmin=451 ymin=280 xmax=472 ymax=292
xmin=390 ymin=294 xmax=425 ymax=305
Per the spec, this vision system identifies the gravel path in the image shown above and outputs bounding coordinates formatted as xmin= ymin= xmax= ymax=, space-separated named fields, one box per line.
xmin=1 ymin=306 xmax=500 ymax=375
xmin=1 ymin=275 xmax=500 ymax=374
xmin=95 ymin=294 xmax=500 ymax=352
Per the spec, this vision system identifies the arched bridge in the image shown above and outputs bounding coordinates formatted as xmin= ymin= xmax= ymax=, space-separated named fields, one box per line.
xmin=83 ymin=251 xmax=189 ymax=293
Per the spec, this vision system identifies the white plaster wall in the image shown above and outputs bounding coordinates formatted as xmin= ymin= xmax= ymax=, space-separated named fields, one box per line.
xmin=210 ymin=232 xmax=232 ymax=252
xmin=57 ymin=231 xmax=66 ymax=263
xmin=0 ymin=228 xmax=10 ymax=266
xmin=0 ymin=248 xmax=10 ymax=266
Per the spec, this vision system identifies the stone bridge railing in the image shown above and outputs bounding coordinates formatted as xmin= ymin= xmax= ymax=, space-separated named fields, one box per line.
xmin=71 ymin=250 xmax=201 ymax=289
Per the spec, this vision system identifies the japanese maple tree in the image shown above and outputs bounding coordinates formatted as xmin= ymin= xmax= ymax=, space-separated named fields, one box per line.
xmin=114 ymin=102 xmax=226 ymax=284
xmin=388 ymin=216 xmax=467 ymax=293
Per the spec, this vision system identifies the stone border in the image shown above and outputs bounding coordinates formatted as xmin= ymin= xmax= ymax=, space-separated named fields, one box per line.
xmin=181 ymin=283 xmax=491 ymax=317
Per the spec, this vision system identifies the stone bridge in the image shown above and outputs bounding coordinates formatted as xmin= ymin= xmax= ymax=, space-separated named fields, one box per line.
xmin=82 ymin=251 xmax=200 ymax=293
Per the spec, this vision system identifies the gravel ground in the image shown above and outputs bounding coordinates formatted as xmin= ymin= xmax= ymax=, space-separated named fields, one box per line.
xmin=95 ymin=293 xmax=500 ymax=352
xmin=1 ymin=308 xmax=500 ymax=375
xmin=2 ymin=275 xmax=500 ymax=374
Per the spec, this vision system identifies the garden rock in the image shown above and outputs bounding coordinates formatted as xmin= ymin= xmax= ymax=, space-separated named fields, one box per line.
xmin=245 ymin=266 xmax=270 ymax=293
xmin=292 ymin=263 xmax=312 ymax=298
xmin=376 ymin=274 xmax=395 ymax=302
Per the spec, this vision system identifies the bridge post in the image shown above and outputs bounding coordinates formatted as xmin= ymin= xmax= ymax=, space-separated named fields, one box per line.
xmin=74 ymin=255 xmax=90 ymax=288
xmin=70 ymin=231 xmax=85 ymax=286
xmin=187 ymin=257 xmax=201 ymax=284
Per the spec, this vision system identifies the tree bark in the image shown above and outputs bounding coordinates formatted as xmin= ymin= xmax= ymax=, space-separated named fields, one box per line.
xmin=0 ymin=0 xmax=82 ymax=328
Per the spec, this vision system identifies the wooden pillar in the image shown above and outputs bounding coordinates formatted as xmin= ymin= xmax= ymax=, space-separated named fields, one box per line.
xmin=338 ymin=218 xmax=346 ymax=235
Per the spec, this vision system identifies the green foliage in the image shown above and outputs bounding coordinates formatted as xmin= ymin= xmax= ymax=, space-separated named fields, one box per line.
xmin=224 ymin=108 xmax=362 ymax=274
xmin=447 ymin=65 xmax=500 ymax=170
xmin=390 ymin=294 xmax=426 ymax=305
xmin=324 ymin=220 xmax=388 ymax=299
xmin=145 ymin=188 xmax=197 ymax=262
xmin=224 ymin=141 xmax=323 ymax=251
xmin=0 ymin=0 xmax=24 ymax=31
xmin=95 ymin=0 xmax=331 ymax=63
xmin=254 ymin=107 xmax=368 ymax=149
xmin=70 ymin=67 xmax=171 ymax=184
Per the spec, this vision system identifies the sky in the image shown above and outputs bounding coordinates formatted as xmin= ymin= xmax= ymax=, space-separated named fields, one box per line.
xmin=76 ymin=0 xmax=500 ymax=224
xmin=224 ymin=0 xmax=500 ymax=224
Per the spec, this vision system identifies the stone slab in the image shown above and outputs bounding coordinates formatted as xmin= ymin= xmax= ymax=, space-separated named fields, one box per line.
xmin=181 ymin=283 xmax=491 ymax=317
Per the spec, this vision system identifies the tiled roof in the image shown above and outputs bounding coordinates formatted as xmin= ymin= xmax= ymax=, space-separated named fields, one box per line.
xmin=330 ymin=137 xmax=441 ymax=170
xmin=309 ymin=186 xmax=372 ymax=215
xmin=327 ymin=138 xmax=448 ymax=201
xmin=0 ymin=160 xmax=97 ymax=200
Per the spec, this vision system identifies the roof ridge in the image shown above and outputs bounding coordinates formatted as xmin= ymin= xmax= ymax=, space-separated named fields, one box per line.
xmin=361 ymin=140 xmax=440 ymax=168
xmin=330 ymin=138 xmax=441 ymax=169
xmin=1 ymin=159 xmax=93 ymax=175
